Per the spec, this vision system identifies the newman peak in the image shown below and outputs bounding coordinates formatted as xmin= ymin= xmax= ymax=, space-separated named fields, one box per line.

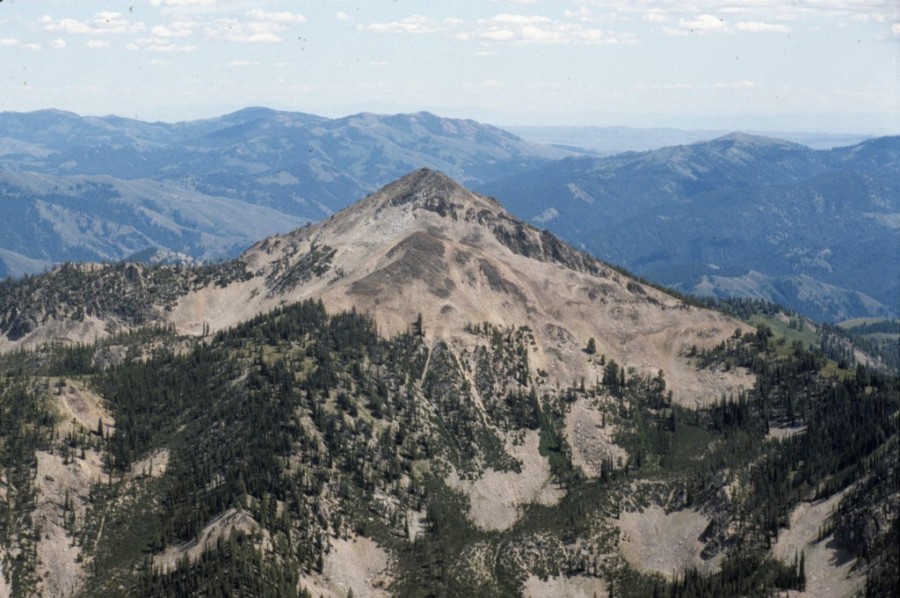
xmin=359 ymin=167 xmax=505 ymax=219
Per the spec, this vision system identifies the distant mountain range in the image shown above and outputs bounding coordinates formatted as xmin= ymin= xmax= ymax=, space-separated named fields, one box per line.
xmin=1 ymin=108 xmax=897 ymax=321
xmin=0 ymin=108 xmax=570 ymax=277
xmin=506 ymin=125 xmax=873 ymax=155
xmin=481 ymin=133 xmax=900 ymax=322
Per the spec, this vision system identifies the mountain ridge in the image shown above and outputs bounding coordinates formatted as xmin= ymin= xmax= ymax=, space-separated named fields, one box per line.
xmin=1 ymin=108 xmax=896 ymax=322
xmin=479 ymin=134 xmax=900 ymax=321
xmin=0 ymin=108 xmax=578 ymax=278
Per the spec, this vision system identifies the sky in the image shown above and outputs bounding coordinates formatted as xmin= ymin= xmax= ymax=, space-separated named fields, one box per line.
xmin=1 ymin=0 xmax=898 ymax=133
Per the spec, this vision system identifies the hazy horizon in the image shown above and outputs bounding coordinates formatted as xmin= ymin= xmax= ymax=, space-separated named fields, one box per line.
xmin=1 ymin=1 xmax=896 ymax=135
xmin=1 ymin=104 xmax=895 ymax=143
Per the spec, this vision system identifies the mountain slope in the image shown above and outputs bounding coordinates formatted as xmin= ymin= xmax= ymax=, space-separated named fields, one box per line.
xmin=4 ymin=109 xmax=895 ymax=325
xmin=2 ymin=169 xmax=751 ymax=406
xmin=0 ymin=171 xmax=306 ymax=270
xmin=480 ymin=134 xmax=900 ymax=321
xmin=0 ymin=170 xmax=896 ymax=597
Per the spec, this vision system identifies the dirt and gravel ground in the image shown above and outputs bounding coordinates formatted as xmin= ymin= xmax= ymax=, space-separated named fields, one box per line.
xmin=773 ymin=491 xmax=864 ymax=598
xmin=447 ymin=430 xmax=563 ymax=531
xmin=298 ymin=536 xmax=392 ymax=598
xmin=618 ymin=505 xmax=721 ymax=579
xmin=523 ymin=574 xmax=609 ymax=597
xmin=564 ymin=399 xmax=627 ymax=479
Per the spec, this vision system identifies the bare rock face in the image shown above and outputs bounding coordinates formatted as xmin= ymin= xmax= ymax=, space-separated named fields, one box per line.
xmin=168 ymin=168 xmax=753 ymax=405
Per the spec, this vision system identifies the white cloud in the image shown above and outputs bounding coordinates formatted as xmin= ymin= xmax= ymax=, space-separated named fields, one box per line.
xmin=490 ymin=14 xmax=553 ymax=26
xmin=360 ymin=15 xmax=452 ymax=34
xmin=588 ymin=0 xmax=893 ymax=13
xmin=480 ymin=27 xmax=517 ymax=41
xmin=228 ymin=31 xmax=281 ymax=43
xmin=126 ymin=38 xmax=197 ymax=52
xmin=151 ymin=22 xmax=194 ymax=38
xmin=244 ymin=9 xmax=307 ymax=24
xmin=361 ymin=12 xmax=637 ymax=46
xmin=0 ymin=38 xmax=41 ymax=50
xmin=228 ymin=60 xmax=261 ymax=67
xmin=37 ymin=6 xmax=305 ymax=50
xmin=40 ymin=12 xmax=145 ymax=36
xmin=564 ymin=7 xmax=591 ymax=21
xmin=892 ymin=23 xmax=900 ymax=37
xmin=132 ymin=9 xmax=305 ymax=47
xmin=149 ymin=0 xmax=215 ymax=6
xmin=664 ymin=14 xmax=730 ymax=35
xmin=336 ymin=12 xmax=350 ymax=21
xmin=586 ymin=0 xmax=898 ymax=34
xmin=204 ymin=18 xmax=285 ymax=43
xmin=735 ymin=21 xmax=790 ymax=33
xmin=475 ymin=14 xmax=637 ymax=45
xmin=719 ymin=6 xmax=752 ymax=14
xmin=119 ymin=16 xmax=207 ymax=51
xmin=682 ymin=14 xmax=729 ymax=32
xmin=790 ymin=0 xmax=894 ymax=12
xmin=51 ymin=39 xmax=67 ymax=49
xmin=524 ymin=25 xmax=565 ymax=42
xmin=86 ymin=39 xmax=111 ymax=49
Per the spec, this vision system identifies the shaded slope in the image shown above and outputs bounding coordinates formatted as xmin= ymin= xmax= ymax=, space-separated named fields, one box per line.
xmin=480 ymin=135 xmax=900 ymax=321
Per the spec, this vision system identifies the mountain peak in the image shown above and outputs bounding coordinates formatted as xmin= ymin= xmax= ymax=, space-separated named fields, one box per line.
xmin=203 ymin=169 xmax=753 ymax=408
xmin=389 ymin=166 xmax=461 ymax=191
xmin=361 ymin=167 xmax=505 ymax=217
xmin=382 ymin=167 xmax=469 ymax=201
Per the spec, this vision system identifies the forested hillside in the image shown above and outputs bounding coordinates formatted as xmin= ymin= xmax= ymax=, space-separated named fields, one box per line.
xmin=0 ymin=298 xmax=896 ymax=596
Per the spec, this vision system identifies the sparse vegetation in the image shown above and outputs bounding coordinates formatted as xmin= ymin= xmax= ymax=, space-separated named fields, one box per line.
xmin=1 ymin=282 xmax=896 ymax=598
xmin=0 ymin=260 xmax=251 ymax=342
